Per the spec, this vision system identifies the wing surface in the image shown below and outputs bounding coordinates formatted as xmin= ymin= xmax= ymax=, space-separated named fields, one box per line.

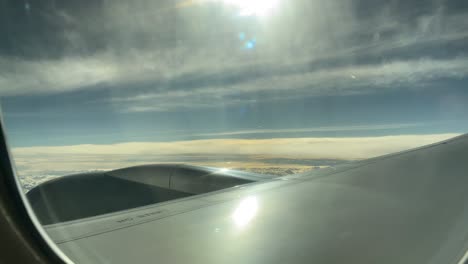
xmin=41 ymin=134 xmax=468 ymax=264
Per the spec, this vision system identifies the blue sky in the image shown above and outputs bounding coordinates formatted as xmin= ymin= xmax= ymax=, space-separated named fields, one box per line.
xmin=1 ymin=0 xmax=468 ymax=149
xmin=2 ymin=88 xmax=468 ymax=147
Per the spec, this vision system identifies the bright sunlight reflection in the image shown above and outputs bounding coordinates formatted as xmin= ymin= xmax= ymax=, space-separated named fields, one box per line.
xmin=232 ymin=196 xmax=258 ymax=228
xmin=222 ymin=0 xmax=280 ymax=17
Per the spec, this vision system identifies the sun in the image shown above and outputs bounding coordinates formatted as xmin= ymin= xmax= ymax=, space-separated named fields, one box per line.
xmin=176 ymin=0 xmax=281 ymax=18
xmin=222 ymin=0 xmax=280 ymax=17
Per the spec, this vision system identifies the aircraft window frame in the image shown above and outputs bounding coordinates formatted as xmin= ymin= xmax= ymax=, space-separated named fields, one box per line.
xmin=0 ymin=116 xmax=70 ymax=264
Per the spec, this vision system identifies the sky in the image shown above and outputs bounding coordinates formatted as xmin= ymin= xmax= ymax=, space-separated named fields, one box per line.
xmin=1 ymin=0 xmax=468 ymax=177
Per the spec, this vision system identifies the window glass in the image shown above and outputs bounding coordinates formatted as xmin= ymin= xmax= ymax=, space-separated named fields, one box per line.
xmin=0 ymin=0 xmax=467 ymax=262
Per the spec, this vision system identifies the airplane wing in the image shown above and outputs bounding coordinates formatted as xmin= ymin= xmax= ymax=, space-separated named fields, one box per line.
xmin=28 ymin=134 xmax=468 ymax=264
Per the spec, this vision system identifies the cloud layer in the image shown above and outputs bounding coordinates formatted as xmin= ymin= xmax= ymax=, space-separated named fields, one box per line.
xmin=1 ymin=0 xmax=467 ymax=112
xmin=12 ymin=134 xmax=458 ymax=176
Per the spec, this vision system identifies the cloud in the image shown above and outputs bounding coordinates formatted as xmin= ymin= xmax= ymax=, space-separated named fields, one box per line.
xmin=11 ymin=134 xmax=459 ymax=176
xmin=192 ymin=123 xmax=427 ymax=137
xmin=114 ymin=57 xmax=468 ymax=112
xmin=3 ymin=1 xmax=467 ymax=187
xmin=2 ymin=52 xmax=467 ymax=112
xmin=0 ymin=55 xmax=121 ymax=96
xmin=0 ymin=0 xmax=467 ymax=112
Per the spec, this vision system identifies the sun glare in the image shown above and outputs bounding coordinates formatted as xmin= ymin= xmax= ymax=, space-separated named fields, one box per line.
xmin=222 ymin=0 xmax=280 ymax=17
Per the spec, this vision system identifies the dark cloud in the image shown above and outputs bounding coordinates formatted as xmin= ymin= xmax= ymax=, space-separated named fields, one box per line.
xmin=0 ymin=0 xmax=107 ymax=58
